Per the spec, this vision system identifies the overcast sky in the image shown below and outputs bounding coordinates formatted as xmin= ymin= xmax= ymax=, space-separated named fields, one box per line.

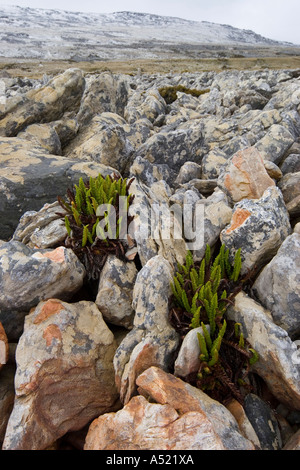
xmin=3 ymin=0 xmax=300 ymax=44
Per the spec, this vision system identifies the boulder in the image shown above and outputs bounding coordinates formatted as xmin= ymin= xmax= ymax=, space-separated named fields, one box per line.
xmin=113 ymin=256 xmax=180 ymax=404
xmin=0 ymin=136 xmax=118 ymax=239
xmin=253 ymin=233 xmax=300 ymax=338
xmin=0 ymin=68 xmax=85 ymax=136
xmin=0 ymin=242 xmax=85 ymax=340
xmin=95 ymin=255 xmax=138 ymax=329
xmin=218 ymin=146 xmax=275 ymax=204
xmin=0 ymin=322 xmax=8 ymax=370
xmin=2 ymin=299 xmax=119 ymax=450
xmin=220 ymin=187 xmax=291 ymax=275
xmin=278 ymin=172 xmax=300 ymax=217
xmin=254 ymin=124 xmax=294 ymax=164
xmin=227 ymin=292 xmax=300 ymax=410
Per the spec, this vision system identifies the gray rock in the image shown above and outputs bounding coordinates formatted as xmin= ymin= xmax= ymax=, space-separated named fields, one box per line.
xmin=175 ymin=161 xmax=202 ymax=186
xmin=221 ymin=186 xmax=291 ymax=275
xmin=0 ymin=241 xmax=85 ymax=340
xmin=0 ymin=136 xmax=118 ymax=239
xmin=278 ymin=171 xmax=300 ymax=217
xmin=227 ymin=292 xmax=300 ymax=410
xmin=76 ymin=72 xmax=130 ymax=126
xmin=95 ymin=255 xmax=138 ymax=329
xmin=113 ymin=255 xmax=180 ymax=404
xmin=253 ymin=233 xmax=300 ymax=338
xmin=280 ymin=154 xmax=300 ymax=175
xmin=0 ymin=68 xmax=85 ymax=136
xmin=254 ymin=124 xmax=294 ymax=165
xmin=243 ymin=394 xmax=282 ymax=450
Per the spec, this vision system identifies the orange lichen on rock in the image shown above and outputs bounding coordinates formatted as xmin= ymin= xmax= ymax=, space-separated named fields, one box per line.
xmin=226 ymin=208 xmax=251 ymax=234
xmin=33 ymin=299 xmax=64 ymax=325
xmin=43 ymin=324 xmax=62 ymax=347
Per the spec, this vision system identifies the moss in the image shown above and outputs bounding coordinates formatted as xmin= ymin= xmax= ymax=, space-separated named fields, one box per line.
xmin=158 ymin=85 xmax=210 ymax=104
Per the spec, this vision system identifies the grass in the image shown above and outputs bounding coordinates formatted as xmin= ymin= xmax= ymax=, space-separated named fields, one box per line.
xmin=1 ymin=53 xmax=300 ymax=79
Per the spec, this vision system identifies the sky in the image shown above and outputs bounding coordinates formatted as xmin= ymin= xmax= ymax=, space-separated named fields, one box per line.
xmin=2 ymin=0 xmax=300 ymax=45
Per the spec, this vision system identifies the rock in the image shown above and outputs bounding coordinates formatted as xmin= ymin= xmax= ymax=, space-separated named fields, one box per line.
xmin=127 ymin=169 xmax=187 ymax=267
xmin=174 ymin=161 xmax=202 ymax=186
xmin=227 ymin=292 xmax=300 ymax=410
xmin=95 ymin=255 xmax=138 ymax=329
xmin=0 ymin=242 xmax=85 ymax=340
xmin=192 ymin=189 xmax=233 ymax=261
xmin=283 ymin=429 xmax=300 ymax=450
xmin=253 ymin=233 xmax=300 ymax=338
xmin=76 ymin=72 xmax=130 ymax=126
xmin=18 ymin=122 xmax=62 ymax=155
xmin=0 ymin=322 xmax=8 ymax=370
xmin=136 ymin=366 xmax=255 ymax=450
xmin=64 ymin=113 xmax=134 ymax=174
xmin=221 ymin=186 xmax=291 ymax=275
xmin=13 ymin=201 xmax=67 ymax=249
xmin=226 ymin=399 xmax=261 ymax=449
xmin=113 ymin=256 xmax=180 ymax=404
xmin=0 ymin=136 xmax=118 ymax=239
xmin=85 ymin=394 xmax=228 ymax=450
xmin=218 ymin=146 xmax=275 ymax=203
xmin=243 ymin=394 xmax=282 ymax=450
xmin=263 ymin=160 xmax=282 ymax=180
xmin=174 ymin=326 xmax=209 ymax=379
xmin=124 ymin=87 xmax=166 ymax=125
xmin=280 ymin=154 xmax=300 ymax=175
xmin=201 ymin=147 xmax=228 ymax=180
xmin=0 ymin=68 xmax=85 ymax=136
xmin=2 ymin=299 xmax=119 ymax=450
xmin=278 ymin=172 xmax=300 ymax=217
xmin=0 ymin=365 xmax=15 ymax=445
xmin=135 ymin=118 xmax=204 ymax=187
xmin=254 ymin=124 xmax=294 ymax=165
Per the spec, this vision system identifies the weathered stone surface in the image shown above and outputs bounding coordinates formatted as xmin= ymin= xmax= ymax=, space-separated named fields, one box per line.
xmin=221 ymin=186 xmax=291 ymax=275
xmin=243 ymin=393 xmax=282 ymax=450
xmin=13 ymin=201 xmax=67 ymax=249
xmin=124 ymin=87 xmax=166 ymax=124
xmin=0 ymin=68 xmax=85 ymax=136
xmin=113 ymin=256 xmax=180 ymax=404
xmin=18 ymin=122 xmax=62 ymax=155
xmin=280 ymin=153 xmax=300 ymax=175
xmin=254 ymin=124 xmax=294 ymax=164
xmin=218 ymin=146 xmax=275 ymax=203
xmin=253 ymin=233 xmax=300 ymax=338
xmin=2 ymin=299 xmax=119 ymax=450
xmin=95 ymin=255 xmax=138 ymax=329
xmin=201 ymin=147 xmax=228 ymax=180
xmin=64 ymin=112 xmax=134 ymax=173
xmin=0 ymin=322 xmax=8 ymax=370
xmin=283 ymin=429 xmax=300 ymax=450
xmin=278 ymin=171 xmax=300 ymax=217
xmin=0 ymin=242 xmax=85 ymax=340
xmin=136 ymin=366 xmax=255 ymax=450
xmin=76 ymin=72 xmax=130 ymax=126
xmin=226 ymin=399 xmax=261 ymax=449
xmin=174 ymin=326 xmax=209 ymax=379
xmin=84 ymin=395 xmax=226 ymax=450
xmin=0 ymin=365 xmax=15 ymax=445
xmin=174 ymin=161 xmax=202 ymax=186
xmin=0 ymin=136 xmax=119 ymax=239
xmin=227 ymin=292 xmax=300 ymax=410
xmin=128 ymin=167 xmax=187 ymax=267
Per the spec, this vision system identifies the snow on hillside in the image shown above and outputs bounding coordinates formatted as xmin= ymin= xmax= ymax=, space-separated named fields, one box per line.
xmin=0 ymin=4 xmax=292 ymax=60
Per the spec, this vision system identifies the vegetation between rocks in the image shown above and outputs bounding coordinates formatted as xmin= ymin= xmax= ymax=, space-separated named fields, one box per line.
xmin=158 ymin=84 xmax=210 ymax=104
xmin=170 ymin=244 xmax=259 ymax=405
xmin=57 ymin=173 xmax=135 ymax=280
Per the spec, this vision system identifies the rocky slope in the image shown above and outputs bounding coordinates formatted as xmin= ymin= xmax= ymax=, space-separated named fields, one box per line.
xmin=0 ymin=5 xmax=294 ymax=61
xmin=0 ymin=66 xmax=300 ymax=450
